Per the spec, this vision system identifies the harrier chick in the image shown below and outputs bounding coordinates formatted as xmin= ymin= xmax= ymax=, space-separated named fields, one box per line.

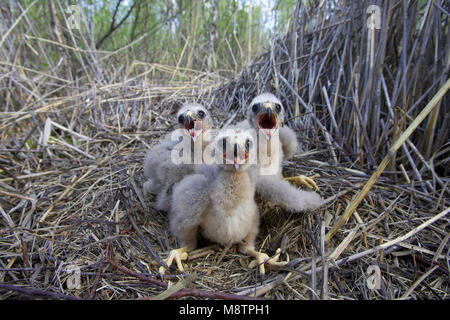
xmin=143 ymin=103 xmax=213 ymax=211
xmin=237 ymin=92 xmax=322 ymax=212
xmin=160 ymin=128 xmax=287 ymax=279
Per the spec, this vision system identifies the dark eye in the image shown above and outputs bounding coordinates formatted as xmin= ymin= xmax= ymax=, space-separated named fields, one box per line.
xmin=178 ymin=114 xmax=185 ymax=124
xmin=251 ymin=103 xmax=260 ymax=114
xmin=198 ymin=110 xmax=205 ymax=119
xmin=275 ymin=104 xmax=282 ymax=113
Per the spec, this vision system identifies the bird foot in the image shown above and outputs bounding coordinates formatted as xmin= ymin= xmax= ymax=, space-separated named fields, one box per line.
xmin=247 ymin=248 xmax=288 ymax=280
xmin=158 ymin=247 xmax=189 ymax=279
xmin=283 ymin=174 xmax=320 ymax=191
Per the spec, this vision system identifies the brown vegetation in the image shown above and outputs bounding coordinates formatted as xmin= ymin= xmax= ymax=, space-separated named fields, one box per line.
xmin=0 ymin=1 xmax=449 ymax=300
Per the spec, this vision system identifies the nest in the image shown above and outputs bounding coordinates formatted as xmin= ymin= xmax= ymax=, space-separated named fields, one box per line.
xmin=0 ymin=1 xmax=449 ymax=300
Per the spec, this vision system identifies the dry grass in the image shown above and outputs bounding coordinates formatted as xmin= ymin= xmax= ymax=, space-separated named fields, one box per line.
xmin=0 ymin=1 xmax=449 ymax=300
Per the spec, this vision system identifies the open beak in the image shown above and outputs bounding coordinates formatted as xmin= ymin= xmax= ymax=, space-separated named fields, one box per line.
xmin=258 ymin=103 xmax=277 ymax=141
xmin=183 ymin=111 xmax=203 ymax=141
xmin=233 ymin=139 xmax=241 ymax=170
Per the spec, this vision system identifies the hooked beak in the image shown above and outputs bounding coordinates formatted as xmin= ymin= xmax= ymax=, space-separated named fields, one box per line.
xmin=258 ymin=103 xmax=277 ymax=141
xmin=266 ymin=103 xmax=273 ymax=119
xmin=183 ymin=111 xmax=202 ymax=141
xmin=233 ymin=139 xmax=241 ymax=170
xmin=186 ymin=112 xmax=192 ymax=126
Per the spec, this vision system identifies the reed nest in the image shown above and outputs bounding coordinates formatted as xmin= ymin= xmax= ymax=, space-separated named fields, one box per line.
xmin=0 ymin=1 xmax=449 ymax=300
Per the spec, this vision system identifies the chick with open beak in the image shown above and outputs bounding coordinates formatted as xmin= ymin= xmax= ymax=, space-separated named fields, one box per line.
xmin=176 ymin=103 xmax=212 ymax=142
xmin=248 ymin=95 xmax=284 ymax=141
xmin=234 ymin=92 xmax=322 ymax=213
xmin=160 ymin=127 xmax=287 ymax=280
xmin=219 ymin=132 xmax=253 ymax=171
xmin=143 ymin=103 xmax=213 ymax=213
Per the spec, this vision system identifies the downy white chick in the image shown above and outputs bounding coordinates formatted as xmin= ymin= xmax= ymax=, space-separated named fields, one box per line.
xmin=143 ymin=103 xmax=213 ymax=211
xmin=237 ymin=92 xmax=322 ymax=212
xmin=159 ymin=128 xmax=287 ymax=279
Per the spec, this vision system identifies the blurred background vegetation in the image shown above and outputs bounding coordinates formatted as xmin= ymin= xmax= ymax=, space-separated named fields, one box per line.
xmin=7 ymin=0 xmax=300 ymax=74
xmin=1 ymin=0 xmax=448 ymax=171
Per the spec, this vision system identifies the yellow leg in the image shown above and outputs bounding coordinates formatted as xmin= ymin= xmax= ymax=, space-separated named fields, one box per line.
xmin=158 ymin=246 xmax=189 ymax=278
xmin=246 ymin=248 xmax=288 ymax=280
xmin=283 ymin=174 xmax=320 ymax=191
